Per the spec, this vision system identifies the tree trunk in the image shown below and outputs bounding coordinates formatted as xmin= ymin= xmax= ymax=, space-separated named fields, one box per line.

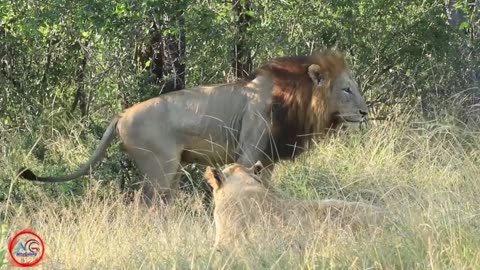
xmin=232 ymin=0 xmax=253 ymax=79
xmin=161 ymin=11 xmax=186 ymax=93
xmin=473 ymin=0 xmax=480 ymax=94
xmin=136 ymin=13 xmax=186 ymax=94
xmin=135 ymin=19 xmax=165 ymax=85
xmin=71 ymin=40 xmax=89 ymax=117
xmin=148 ymin=20 xmax=165 ymax=83
xmin=446 ymin=0 xmax=480 ymax=110
xmin=446 ymin=0 xmax=467 ymax=29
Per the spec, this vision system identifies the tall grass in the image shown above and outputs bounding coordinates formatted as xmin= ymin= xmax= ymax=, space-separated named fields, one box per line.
xmin=0 ymin=115 xmax=479 ymax=269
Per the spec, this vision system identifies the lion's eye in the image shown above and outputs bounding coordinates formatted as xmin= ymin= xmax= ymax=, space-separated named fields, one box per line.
xmin=342 ymin=87 xmax=352 ymax=94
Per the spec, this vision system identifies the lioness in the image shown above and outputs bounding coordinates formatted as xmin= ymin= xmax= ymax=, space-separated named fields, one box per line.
xmin=204 ymin=162 xmax=384 ymax=249
xmin=19 ymin=50 xmax=368 ymax=205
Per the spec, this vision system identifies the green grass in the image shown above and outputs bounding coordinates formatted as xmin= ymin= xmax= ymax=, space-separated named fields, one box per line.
xmin=0 ymin=115 xmax=479 ymax=269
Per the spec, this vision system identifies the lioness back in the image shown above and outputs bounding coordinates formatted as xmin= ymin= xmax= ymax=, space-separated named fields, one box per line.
xmin=204 ymin=162 xmax=385 ymax=249
xmin=287 ymin=199 xmax=385 ymax=232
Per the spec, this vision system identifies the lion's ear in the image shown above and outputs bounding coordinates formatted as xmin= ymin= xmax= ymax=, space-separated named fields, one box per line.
xmin=252 ymin=161 xmax=264 ymax=176
xmin=308 ymin=64 xmax=325 ymax=86
xmin=204 ymin=166 xmax=225 ymax=190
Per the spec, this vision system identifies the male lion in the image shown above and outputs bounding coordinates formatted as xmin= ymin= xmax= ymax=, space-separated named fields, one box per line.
xmin=204 ymin=161 xmax=384 ymax=249
xmin=18 ymin=50 xmax=368 ymax=205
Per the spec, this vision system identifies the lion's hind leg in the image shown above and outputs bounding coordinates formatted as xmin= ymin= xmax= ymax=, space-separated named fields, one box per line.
xmin=126 ymin=145 xmax=183 ymax=207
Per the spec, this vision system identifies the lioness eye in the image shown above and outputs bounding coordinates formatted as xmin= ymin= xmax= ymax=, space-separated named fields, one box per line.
xmin=342 ymin=87 xmax=352 ymax=94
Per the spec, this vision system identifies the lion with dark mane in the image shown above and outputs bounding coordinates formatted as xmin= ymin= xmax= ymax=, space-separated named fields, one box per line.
xmin=19 ymin=50 xmax=368 ymax=205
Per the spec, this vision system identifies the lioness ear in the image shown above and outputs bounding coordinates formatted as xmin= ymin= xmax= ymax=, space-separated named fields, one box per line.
xmin=253 ymin=161 xmax=264 ymax=176
xmin=204 ymin=166 xmax=225 ymax=190
xmin=308 ymin=64 xmax=325 ymax=86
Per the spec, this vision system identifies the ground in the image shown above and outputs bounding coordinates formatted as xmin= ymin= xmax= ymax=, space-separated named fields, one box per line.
xmin=0 ymin=116 xmax=479 ymax=269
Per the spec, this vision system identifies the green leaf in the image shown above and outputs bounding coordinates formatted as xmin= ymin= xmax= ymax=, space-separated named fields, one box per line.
xmin=453 ymin=2 xmax=464 ymax=9
xmin=244 ymin=10 xmax=255 ymax=17
xmin=115 ymin=3 xmax=127 ymax=16
xmin=81 ymin=31 xmax=91 ymax=38
xmin=0 ymin=224 xmax=7 ymax=236
xmin=38 ymin=25 xmax=49 ymax=37
xmin=459 ymin=21 xmax=469 ymax=30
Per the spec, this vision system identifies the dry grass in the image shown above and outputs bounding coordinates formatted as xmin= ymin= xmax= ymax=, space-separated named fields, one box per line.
xmin=1 ymin=115 xmax=480 ymax=269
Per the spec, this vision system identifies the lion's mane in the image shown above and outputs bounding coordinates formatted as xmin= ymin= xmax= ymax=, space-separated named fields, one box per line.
xmin=249 ymin=51 xmax=348 ymax=160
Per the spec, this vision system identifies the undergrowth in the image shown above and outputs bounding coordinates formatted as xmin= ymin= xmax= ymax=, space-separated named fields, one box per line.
xmin=0 ymin=114 xmax=479 ymax=269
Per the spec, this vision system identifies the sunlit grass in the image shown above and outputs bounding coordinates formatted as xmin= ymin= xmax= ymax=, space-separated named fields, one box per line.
xmin=0 ymin=115 xmax=479 ymax=269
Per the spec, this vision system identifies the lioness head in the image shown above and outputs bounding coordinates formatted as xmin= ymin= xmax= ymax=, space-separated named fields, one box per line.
xmin=204 ymin=161 xmax=282 ymax=248
xmin=204 ymin=160 xmax=266 ymax=195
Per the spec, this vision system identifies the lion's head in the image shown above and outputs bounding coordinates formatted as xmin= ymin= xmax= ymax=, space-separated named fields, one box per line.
xmin=252 ymin=50 xmax=368 ymax=160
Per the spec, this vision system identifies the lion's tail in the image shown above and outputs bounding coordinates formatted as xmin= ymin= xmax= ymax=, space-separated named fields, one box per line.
xmin=18 ymin=116 xmax=119 ymax=183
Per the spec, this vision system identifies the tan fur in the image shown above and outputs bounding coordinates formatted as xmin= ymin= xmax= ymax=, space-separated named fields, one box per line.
xmin=19 ymin=50 xmax=368 ymax=206
xmin=205 ymin=162 xmax=384 ymax=249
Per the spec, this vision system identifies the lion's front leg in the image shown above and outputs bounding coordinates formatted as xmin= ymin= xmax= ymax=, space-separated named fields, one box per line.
xmin=236 ymin=108 xmax=272 ymax=167
xmin=235 ymin=108 xmax=277 ymax=186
